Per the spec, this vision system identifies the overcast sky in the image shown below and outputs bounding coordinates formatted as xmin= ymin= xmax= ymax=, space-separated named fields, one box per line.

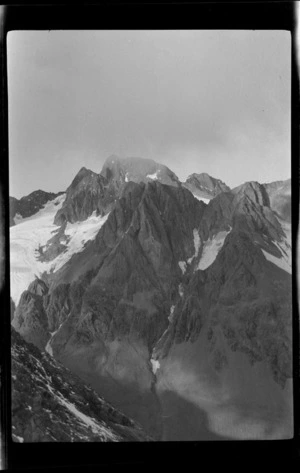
xmin=7 ymin=30 xmax=290 ymax=198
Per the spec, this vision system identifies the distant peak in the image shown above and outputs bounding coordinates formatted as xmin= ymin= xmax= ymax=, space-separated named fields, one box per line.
xmin=103 ymin=154 xmax=121 ymax=165
xmin=185 ymin=173 xmax=230 ymax=196
xmin=69 ymin=166 xmax=95 ymax=190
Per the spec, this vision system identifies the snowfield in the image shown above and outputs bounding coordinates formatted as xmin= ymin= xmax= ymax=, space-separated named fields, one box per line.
xmin=10 ymin=194 xmax=109 ymax=304
xmin=197 ymin=229 xmax=231 ymax=271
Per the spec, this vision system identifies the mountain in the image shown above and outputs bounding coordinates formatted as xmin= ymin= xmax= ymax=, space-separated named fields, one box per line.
xmin=10 ymin=190 xmax=64 ymax=227
xmin=10 ymin=156 xmax=292 ymax=441
xmin=100 ymin=154 xmax=180 ymax=188
xmin=183 ymin=172 xmax=230 ymax=203
xmin=11 ymin=328 xmax=152 ymax=442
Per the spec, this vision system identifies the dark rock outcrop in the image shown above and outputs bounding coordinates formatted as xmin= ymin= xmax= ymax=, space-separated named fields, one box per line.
xmin=11 ymin=328 xmax=152 ymax=442
xmin=53 ymin=168 xmax=114 ymax=225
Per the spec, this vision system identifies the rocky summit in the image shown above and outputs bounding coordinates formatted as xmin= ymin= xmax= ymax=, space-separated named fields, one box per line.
xmin=183 ymin=172 xmax=230 ymax=202
xmin=10 ymin=155 xmax=293 ymax=441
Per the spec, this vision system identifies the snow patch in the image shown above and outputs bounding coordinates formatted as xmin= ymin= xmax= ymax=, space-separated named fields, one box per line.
xmin=197 ymin=228 xmax=231 ymax=271
xmin=178 ymin=283 xmax=184 ymax=298
xmin=262 ymin=248 xmax=291 ymax=274
xmin=125 ymin=173 xmax=129 ymax=182
xmin=168 ymin=305 xmax=175 ymax=322
xmin=45 ymin=323 xmax=63 ymax=357
xmin=262 ymin=220 xmax=291 ymax=274
xmin=10 ymin=194 xmax=109 ymax=304
xmin=43 ymin=378 xmax=120 ymax=441
xmin=13 ymin=434 xmax=24 ymax=443
xmin=147 ymin=171 xmax=159 ymax=180
xmin=178 ymin=261 xmax=187 ymax=274
xmin=150 ymin=358 xmax=160 ymax=375
xmin=187 ymin=229 xmax=201 ymax=264
xmin=193 ymin=195 xmax=210 ymax=204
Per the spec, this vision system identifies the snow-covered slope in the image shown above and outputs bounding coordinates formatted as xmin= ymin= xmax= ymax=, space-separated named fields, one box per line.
xmin=10 ymin=194 xmax=109 ymax=304
xmin=261 ymin=220 xmax=291 ymax=274
xmin=197 ymin=229 xmax=231 ymax=271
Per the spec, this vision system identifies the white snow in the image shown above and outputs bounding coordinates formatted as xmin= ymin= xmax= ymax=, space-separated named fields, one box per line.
xmin=261 ymin=220 xmax=291 ymax=274
xmin=178 ymin=283 xmax=184 ymax=298
xmin=178 ymin=261 xmax=187 ymax=274
xmin=262 ymin=250 xmax=291 ymax=274
xmin=45 ymin=323 xmax=63 ymax=357
xmin=10 ymin=194 xmax=109 ymax=304
xmin=125 ymin=173 xmax=129 ymax=182
xmin=12 ymin=434 xmax=24 ymax=443
xmin=187 ymin=229 xmax=201 ymax=263
xmin=193 ymin=195 xmax=210 ymax=204
xmin=12 ymin=375 xmax=16 ymax=381
xmin=58 ymin=397 xmax=117 ymax=438
xmin=197 ymin=228 xmax=231 ymax=271
xmin=150 ymin=358 xmax=160 ymax=375
xmin=168 ymin=305 xmax=175 ymax=322
xmin=40 ymin=369 xmax=120 ymax=441
xmin=146 ymin=171 xmax=159 ymax=180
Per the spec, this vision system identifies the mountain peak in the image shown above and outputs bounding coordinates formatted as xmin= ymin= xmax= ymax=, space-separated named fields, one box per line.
xmin=100 ymin=155 xmax=180 ymax=188
xmin=184 ymin=172 xmax=230 ymax=199
xmin=69 ymin=166 xmax=97 ymax=191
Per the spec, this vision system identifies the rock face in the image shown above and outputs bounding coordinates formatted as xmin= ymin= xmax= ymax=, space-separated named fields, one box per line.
xmin=183 ymin=172 xmax=230 ymax=201
xmin=54 ymin=156 xmax=180 ymax=226
xmin=10 ymin=158 xmax=292 ymax=441
xmin=263 ymin=179 xmax=291 ymax=222
xmin=11 ymin=328 xmax=152 ymax=442
xmin=10 ymin=190 xmax=64 ymax=226
xmin=53 ymin=168 xmax=114 ymax=225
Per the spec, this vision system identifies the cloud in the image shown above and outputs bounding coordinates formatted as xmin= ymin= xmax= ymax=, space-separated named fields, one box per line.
xmin=7 ymin=30 xmax=290 ymax=197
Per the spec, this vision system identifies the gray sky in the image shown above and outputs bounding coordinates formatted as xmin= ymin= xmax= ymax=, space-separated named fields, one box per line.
xmin=7 ymin=30 xmax=291 ymax=198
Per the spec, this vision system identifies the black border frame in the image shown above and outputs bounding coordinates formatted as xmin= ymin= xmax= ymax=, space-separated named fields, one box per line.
xmin=1 ymin=1 xmax=299 ymax=470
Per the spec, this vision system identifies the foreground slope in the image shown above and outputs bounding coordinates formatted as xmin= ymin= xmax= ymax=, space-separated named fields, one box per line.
xmin=11 ymin=328 xmax=151 ymax=442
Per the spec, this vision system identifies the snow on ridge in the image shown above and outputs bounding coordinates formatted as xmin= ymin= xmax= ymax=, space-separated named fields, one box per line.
xmin=147 ymin=171 xmax=159 ymax=180
xmin=10 ymin=195 xmax=109 ymax=304
xmin=57 ymin=396 xmax=120 ymax=440
xmin=197 ymin=228 xmax=231 ymax=271
xmin=262 ymin=249 xmax=291 ymax=274
xmin=178 ymin=261 xmax=187 ymax=274
xmin=193 ymin=194 xmax=210 ymax=204
xmin=33 ymin=358 xmax=120 ymax=441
